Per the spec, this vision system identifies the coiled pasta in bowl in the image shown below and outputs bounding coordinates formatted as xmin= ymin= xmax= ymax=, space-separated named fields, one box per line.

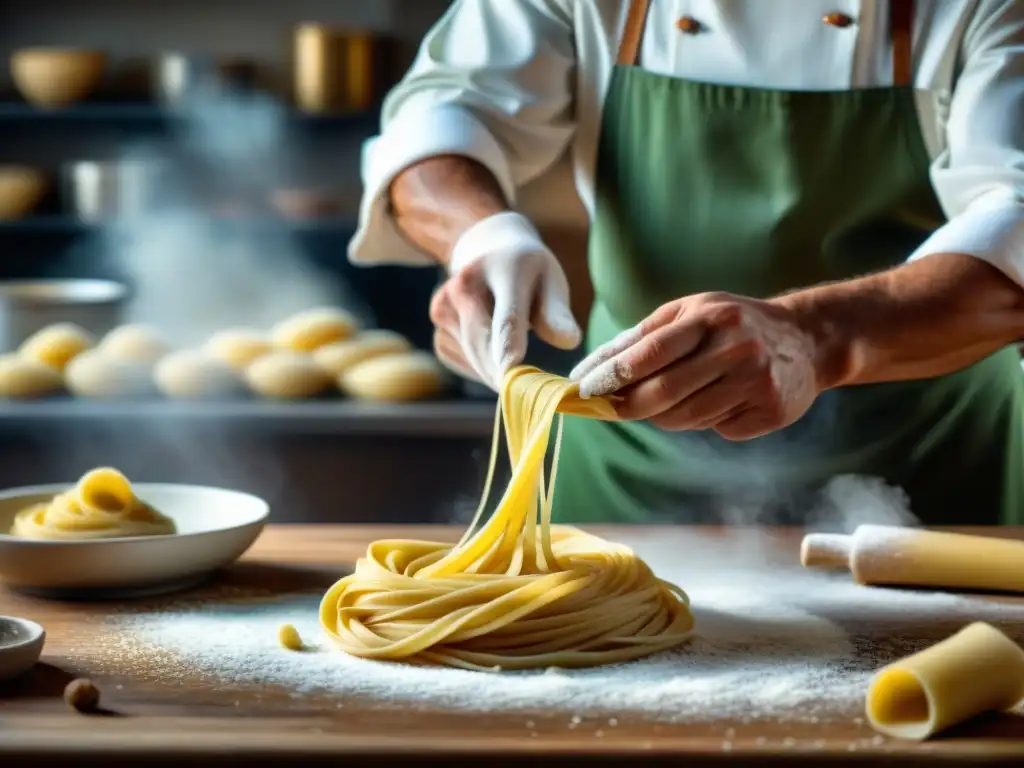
xmin=0 ymin=467 xmax=268 ymax=598
xmin=10 ymin=467 xmax=177 ymax=541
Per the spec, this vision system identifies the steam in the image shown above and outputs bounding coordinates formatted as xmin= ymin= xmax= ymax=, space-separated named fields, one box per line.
xmin=60 ymin=79 xmax=370 ymax=510
xmin=710 ymin=475 xmax=918 ymax=532
xmin=632 ymin=383 xmax=921 ymax=532
xmin=447 ymin=439 xmax=508 ymax=526
xmin=807 ymin=475 xmax=917 ymax=532
xmin=453 ymin=377 xmax=920 ymax=536
xmin=87 ymin=81 xmax=369 ymax=344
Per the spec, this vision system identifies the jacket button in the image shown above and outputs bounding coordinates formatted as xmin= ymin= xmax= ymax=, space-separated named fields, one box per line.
xmin=676 ymin=16 xmax=702 ymax=34
xmin=822 ymin=12 xmax=855 ymax=28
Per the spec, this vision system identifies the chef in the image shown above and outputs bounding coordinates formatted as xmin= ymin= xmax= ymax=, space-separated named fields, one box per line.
xmin=348 ymin=1 xmax=1024 ymax=525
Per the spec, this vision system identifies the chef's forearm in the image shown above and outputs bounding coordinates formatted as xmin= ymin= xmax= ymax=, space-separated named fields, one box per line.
xmin=776 ymin=254 xmax=1024 ymax=389
xmin=389 ymin=156 xmax=511 ymax=266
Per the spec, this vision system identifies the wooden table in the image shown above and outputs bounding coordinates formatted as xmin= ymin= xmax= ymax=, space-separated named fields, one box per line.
xmin=2 ymin=524 xmax=1024 ymax=766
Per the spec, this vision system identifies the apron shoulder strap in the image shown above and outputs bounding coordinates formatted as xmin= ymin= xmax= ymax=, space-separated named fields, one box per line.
xmin=616 ymin=0 xmax=651 ymax=66
xmin=614 ymin=0 xmax=914 ymax=86
xmin=891 ymin=0 xmax=914 ymax=87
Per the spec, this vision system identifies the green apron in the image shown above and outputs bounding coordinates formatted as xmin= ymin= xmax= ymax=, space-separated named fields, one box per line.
xmin=553 ymin=1 xmax=1024 ymax=526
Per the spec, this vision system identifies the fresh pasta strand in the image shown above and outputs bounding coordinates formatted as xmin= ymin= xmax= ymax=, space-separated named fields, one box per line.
xmin=10 ymin=467 xmax=176 ymax=540
xmin=320 ymin=366 xmax=694 ymax=671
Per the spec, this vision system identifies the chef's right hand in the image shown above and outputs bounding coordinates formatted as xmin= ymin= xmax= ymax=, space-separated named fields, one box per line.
xmin=430 ymin=211 xmax=582 ymax=390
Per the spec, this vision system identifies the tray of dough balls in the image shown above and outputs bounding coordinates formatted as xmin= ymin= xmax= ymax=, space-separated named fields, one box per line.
xmin=0 ymin=307 xmax=495 ymax=432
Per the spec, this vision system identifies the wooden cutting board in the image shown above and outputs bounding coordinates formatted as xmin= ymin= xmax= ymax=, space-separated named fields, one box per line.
xmin=3 ymin=524 xmax=1024 ymax=767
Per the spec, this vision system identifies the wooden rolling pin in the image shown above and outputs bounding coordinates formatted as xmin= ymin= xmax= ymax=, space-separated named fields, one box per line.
xmin=800 ymin=524 xmax=1024 ymax=593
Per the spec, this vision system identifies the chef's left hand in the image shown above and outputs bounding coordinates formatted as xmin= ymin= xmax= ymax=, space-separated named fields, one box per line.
xmin=569 ymin=292 xmax=824 ymax=441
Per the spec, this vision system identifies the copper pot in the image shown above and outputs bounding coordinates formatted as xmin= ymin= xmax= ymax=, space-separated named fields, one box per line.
xmin=293 ymin=24 xmax=375 ymax=113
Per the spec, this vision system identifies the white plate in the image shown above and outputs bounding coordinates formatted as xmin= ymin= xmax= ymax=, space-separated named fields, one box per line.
xmin=0 ymin=483 xmax=268 ymax=599
xmin=0 ymin=616 xmax=45 ymax=682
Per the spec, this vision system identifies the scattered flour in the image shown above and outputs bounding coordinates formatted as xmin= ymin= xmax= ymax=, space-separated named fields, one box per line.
xmin=102 ymin=537 xmax=1024 ymax=723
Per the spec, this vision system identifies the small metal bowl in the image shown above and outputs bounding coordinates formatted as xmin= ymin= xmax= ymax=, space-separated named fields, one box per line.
xmin=0 ymin=279 xmax=128 ymax=349
xmin=0 ymin=616 xmax=45 ymax=682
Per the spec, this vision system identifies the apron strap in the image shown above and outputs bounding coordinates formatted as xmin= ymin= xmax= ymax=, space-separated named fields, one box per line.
xmin=616 ymin=0 xmax=651 ymax=66
xmin=891 ymin=0 xmax=914 ymax=87
xmin=616 ymin=0 xmax=914 ymax=85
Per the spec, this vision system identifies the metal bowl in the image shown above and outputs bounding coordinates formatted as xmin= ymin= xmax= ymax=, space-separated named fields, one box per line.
xmin=154 ymin=53 xmax=260 ymax=107
xmin=0 ymin=616 xmax=44 ymax=682
xmin=0 ymin=279 xmax=128 ymax=350
xmin=62 ymin=160 xmax=165 ymax=223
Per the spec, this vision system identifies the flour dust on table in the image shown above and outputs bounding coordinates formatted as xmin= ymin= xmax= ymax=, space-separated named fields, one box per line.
xmin=101 ymin=545 xmax=1024 ymax=724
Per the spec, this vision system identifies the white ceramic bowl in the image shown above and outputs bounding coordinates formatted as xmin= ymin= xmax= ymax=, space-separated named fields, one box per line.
xmin=0 ymin=616 xmax=45 ymax=682
xmin=0 ymin=483 xmax=268 ymax=599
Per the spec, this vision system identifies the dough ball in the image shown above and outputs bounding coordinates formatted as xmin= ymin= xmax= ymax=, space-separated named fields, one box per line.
xmin=313 ymin=330 xmax=412 ymax=377
xmin=340 ymin=352 xmax=447 ymax=402
xmin=0 ymin=353 xmax=65 ymax=398
xmin=154 ymin=350 xmax=244 ymax=400
xmin=63 ymin=678 xmax=100 ymax=713
xmin=270 ymin=307 xmax=358 ymax=352
xmin=203 ymin=328 xmax=273 ymax=370
xmin=97 ymin=324 xmax=171 ymax=365
xmin=18 ymin=322 xmax=94 ymax=372
xmin=278 ymin=623 xmax=304 ymax=651
xmin=65 ymin=350 xmax=153 ymax=399
xmin=245 ymin=351 xmax=333 ymax=399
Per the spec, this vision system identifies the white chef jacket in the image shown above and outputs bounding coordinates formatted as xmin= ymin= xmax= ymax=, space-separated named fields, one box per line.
xmin=349 ymin=0 xmax=1024 ymax=289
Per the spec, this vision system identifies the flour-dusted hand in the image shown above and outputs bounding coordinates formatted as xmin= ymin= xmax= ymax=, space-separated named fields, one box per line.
xmin=569 ymin=292 xmax=824 ymax=440
xmin=431 ymin=212 xmax=582 ymax=389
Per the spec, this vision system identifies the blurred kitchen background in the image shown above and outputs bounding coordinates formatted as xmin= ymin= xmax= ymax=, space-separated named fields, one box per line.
xmin=0 ymin=0 xmax=593 ymax=523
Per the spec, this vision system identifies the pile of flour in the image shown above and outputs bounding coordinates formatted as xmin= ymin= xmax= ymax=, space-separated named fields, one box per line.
xmin=99 ymin=533 xmax=1024 ymax=723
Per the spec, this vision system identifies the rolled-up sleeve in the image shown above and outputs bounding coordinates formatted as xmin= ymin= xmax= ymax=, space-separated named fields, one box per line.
xmin=348 ymin=0 xmax=576 ymax=267
xmin=909 ymin=0 xmax=1024 ymax=280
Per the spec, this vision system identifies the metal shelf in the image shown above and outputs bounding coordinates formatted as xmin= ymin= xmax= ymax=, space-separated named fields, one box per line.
xmin=0 ymin=215 xmax=358 ymax=235
xmin=0 ymin=101 xmax=380 ymax=131
xmin=0 ymin=398 xmax=497 ymax=438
